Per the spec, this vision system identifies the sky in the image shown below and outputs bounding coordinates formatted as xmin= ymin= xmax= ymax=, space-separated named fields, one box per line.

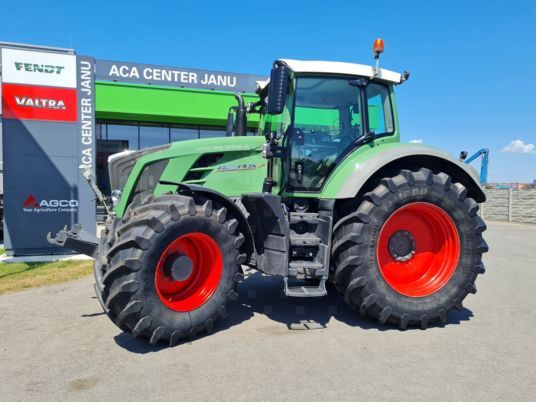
xmin=1 ymin=0 xmax=535 ymax=182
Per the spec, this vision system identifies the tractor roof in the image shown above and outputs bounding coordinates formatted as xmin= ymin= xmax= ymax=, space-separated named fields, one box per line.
xmin=256 ymin=59 xmax=404 ymax=94
xmin=256 ymin=59 xmax=403 ymax=93
xmin=279 ymin=59 xmax=402 ymax=84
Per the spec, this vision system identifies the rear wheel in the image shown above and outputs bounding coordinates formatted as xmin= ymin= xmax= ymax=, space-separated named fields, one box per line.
xmin=331 ymin=168 xmax=488 ymax=329
xmin=97 ymin=194 xmax=246 ymax=345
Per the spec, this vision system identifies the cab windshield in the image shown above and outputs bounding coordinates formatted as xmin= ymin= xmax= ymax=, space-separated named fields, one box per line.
xmin=287 ymin=76 xmax=394 ymax=191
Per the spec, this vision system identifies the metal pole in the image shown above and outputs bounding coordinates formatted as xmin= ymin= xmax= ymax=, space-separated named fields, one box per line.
xmin=508 ymin=188 xmax=513 ymax=222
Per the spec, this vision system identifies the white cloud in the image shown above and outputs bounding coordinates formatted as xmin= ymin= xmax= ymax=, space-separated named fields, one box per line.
xmin=501 ymin=139 xmax=535 ymax=154
xmin=409 ymin=139 xmax=423 ymax=144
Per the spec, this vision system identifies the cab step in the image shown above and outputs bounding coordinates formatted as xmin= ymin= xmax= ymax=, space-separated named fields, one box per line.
xmin=288 ymin=260 xmax=324 ymax=276
xmin=283 ymin=277 xmax=327 ymax=297
xmin=290 ymin=235 xmax=321 ymax=246
xmin=289 ymin=260 xmax=323 ymax=269
xmin=289 ymin=212 xmax=320 ymax=225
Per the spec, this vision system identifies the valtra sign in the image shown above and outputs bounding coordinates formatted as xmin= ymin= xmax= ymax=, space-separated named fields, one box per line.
xmin=2 ymin=83 xmax=77 ymax=122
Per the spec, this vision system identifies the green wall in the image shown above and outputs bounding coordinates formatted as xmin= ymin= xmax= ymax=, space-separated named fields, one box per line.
xmin=95 ymin=81 xmax=260 ymax=128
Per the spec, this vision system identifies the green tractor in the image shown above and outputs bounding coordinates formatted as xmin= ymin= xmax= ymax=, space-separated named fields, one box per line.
xmin=49 ymin=43 xmax=488 ymax=345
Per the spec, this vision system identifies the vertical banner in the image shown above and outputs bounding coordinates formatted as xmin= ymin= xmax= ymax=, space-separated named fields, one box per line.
xmin=1 ymin=46 xmax=96 ymax=255
xmin=77 ymin=55 xmax=96 ymax=235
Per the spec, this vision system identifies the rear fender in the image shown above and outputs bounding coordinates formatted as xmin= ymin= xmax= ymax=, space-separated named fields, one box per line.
xmin=322 ymin=143 xmax=485 ymax=203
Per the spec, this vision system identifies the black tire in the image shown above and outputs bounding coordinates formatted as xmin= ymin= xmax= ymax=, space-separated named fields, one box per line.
xmin=96 ymin=194 xmax=246 ymax=345
xmin=331 ymin=168 xmax=488 ymax=329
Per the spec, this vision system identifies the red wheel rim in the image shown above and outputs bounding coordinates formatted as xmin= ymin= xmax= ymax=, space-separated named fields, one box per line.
xmin=155 ymin=232 xmax=223 ymax=312
xmin=376 ymin=202 xmax=460 ymax=297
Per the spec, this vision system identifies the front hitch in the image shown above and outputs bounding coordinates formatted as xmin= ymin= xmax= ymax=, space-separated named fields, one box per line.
xmin=47 ymin=224 xmax=99 ymax=259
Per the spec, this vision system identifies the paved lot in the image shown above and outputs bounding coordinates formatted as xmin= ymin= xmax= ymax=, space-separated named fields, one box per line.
xmin=1 ymin=222 xmax=535 ymax=401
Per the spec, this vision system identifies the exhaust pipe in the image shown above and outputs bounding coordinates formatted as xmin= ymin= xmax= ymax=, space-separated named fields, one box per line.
xmin=224 ymin=94 xmax=247 ymax=136
xmin=225 ymin=107 xmax=236 ymax=136
xmin=234 ymin=93 xmax=247 ymax=136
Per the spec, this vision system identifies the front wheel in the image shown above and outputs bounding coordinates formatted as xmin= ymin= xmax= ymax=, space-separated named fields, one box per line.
xmin=331 ymin=168 xmax=488 ymax=329
xmin=97 ymin=194 xmax=246 ymax=345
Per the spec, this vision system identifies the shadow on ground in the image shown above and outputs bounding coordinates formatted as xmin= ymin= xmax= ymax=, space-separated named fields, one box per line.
xmin=221 ymin=272 xmax=472 ymax=331
xmin=91 ymin=271 xmax=472 ymax=354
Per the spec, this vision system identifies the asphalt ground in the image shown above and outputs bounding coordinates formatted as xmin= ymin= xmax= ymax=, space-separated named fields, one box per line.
xmin=0 ymin=222 xmax=535 ymax=401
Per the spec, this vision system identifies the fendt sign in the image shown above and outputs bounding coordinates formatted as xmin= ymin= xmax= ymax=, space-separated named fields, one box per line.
xmin=14 ymin=62 xmax=65 ymax=74
xmin=1 ymin=45 xmax=96 ymax=255
xmin=2 ymin=48 xmax=77 ymax=87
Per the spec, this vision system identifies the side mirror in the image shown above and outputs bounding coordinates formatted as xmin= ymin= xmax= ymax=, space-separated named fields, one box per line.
xmin=267 ymin=65 xmax=289 ymax=115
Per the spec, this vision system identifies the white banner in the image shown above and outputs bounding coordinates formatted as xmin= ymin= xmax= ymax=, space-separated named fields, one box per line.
xmin=1 ymin=48 xmax=77 ymax=88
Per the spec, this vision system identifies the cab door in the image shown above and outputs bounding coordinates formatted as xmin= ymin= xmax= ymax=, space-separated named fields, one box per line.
xmin=285 ymin=76 xmax=363 ymax=193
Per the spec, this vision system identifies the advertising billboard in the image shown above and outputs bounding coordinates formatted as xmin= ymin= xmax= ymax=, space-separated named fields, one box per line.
xmin=1 ymin=46 xmax=96 ymax=255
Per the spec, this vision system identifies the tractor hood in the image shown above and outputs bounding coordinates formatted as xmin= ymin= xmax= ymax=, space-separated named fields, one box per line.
xmin=112 ymin=136 xmax=266 ymax=218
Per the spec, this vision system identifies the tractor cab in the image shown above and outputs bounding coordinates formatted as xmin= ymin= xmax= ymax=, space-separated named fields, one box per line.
xmin=253 ymin=58 xmax=407 ymax=196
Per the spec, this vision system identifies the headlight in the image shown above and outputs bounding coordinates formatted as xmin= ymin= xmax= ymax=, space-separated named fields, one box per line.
xmin=111 ymin=189 xmax=122 ymax=208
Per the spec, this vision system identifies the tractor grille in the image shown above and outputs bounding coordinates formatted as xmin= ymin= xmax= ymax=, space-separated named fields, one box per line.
xmin=108 ymin=144 xmax=171 ymax=192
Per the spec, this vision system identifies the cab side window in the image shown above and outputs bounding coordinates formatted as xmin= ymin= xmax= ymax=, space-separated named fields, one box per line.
xmin=367 ymin=83 xmax=394 ymax=135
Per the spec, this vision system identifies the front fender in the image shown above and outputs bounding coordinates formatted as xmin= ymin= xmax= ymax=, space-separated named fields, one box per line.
xmin=173 ymin=183 xmax=255 ymax=261
xmin=320 ymin=143 xmax=485 ymax=202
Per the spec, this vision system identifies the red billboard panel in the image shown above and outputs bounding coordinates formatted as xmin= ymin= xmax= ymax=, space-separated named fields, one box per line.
xmin=1 ymin=83 xmax=77 ymax=122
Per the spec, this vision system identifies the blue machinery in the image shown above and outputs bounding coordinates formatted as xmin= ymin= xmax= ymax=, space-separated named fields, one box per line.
xmin=462 ymin=148 xmax=489 ymax=184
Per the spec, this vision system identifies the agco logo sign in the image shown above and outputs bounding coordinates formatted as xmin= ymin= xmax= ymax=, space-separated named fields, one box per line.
xmin=14 ymin=62 xmax=65 ymax=75
xmin=22 ymin=195 xmax=79 ymax=213
xmin=15 ymin=96 xmax=66 ymax=110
